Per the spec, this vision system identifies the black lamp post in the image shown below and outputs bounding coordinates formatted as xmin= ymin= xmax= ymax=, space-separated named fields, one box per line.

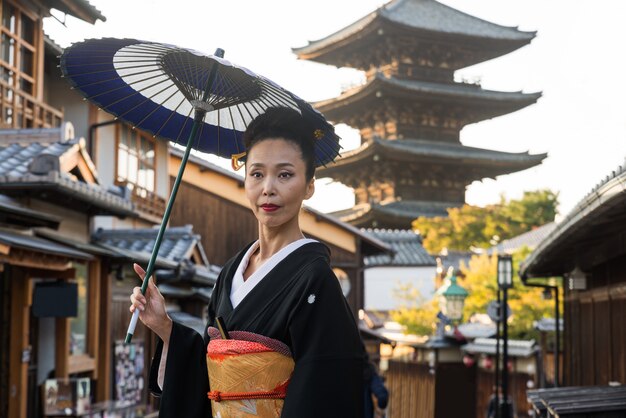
xmin=497 ymin=255 xmax=513 ymax=418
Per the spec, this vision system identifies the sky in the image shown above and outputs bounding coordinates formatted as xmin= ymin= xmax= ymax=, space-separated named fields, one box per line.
xmin=44 ymin=0 xmax=626 ymax=218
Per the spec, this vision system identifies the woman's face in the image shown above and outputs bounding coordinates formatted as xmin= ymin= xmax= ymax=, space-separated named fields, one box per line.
xmin=245 ymin=138 xmax=315 ymax=230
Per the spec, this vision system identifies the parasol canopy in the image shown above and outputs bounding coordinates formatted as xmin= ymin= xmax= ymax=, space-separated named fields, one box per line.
xmin=60 ymin=38 xmax=340 ymax=166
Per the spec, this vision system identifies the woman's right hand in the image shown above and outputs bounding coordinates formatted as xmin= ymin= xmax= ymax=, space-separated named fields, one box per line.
xmin=129 ymin=263 xmax=173 ymax=343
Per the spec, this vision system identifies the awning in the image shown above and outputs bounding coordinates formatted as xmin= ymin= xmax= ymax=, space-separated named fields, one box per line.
xmin=0 ymin=228 xmax=92 ymax=260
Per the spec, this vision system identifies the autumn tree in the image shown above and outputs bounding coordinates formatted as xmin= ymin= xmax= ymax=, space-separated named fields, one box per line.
xmin=460 ymin=247 xmax=561 ymax=340
xmin=392 ymin=248 xmax=561 ymax=340
xmin=413 ymin=189 xmax=559 ymax=253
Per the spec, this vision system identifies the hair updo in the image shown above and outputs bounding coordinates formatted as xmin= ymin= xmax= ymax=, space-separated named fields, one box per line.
xmin=243 ymin=107 xmax=316 ymax=181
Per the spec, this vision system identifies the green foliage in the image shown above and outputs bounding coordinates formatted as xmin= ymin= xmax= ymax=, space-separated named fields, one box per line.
xmin=459 ymin=247 xmax=562 ymax=340
xmin=412 ymin=189 xmax=559 ymax=253
xmin=391 ymin=248 xmax=562 ymax=340
xmin=390 ymin=283 xmax=439 ymax=336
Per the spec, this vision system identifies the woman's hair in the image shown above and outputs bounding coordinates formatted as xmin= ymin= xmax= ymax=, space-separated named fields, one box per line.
xmin=243 ymin=107 xmax=316 ymax=181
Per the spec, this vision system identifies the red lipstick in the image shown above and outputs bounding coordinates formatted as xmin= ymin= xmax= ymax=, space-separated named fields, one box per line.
xmin=260 ymin=204 xmax=280 ymax=212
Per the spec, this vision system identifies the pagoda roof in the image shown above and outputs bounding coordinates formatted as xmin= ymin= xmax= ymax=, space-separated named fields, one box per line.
xmin=294 ymin=0 xmax=535 ymax=66
xmin=318 ymin=137 xmax=547 ymax=178
xmin=315 ymin=73 xmax=541 ymax=121
xmin=332 ymin=200 xmax=452 ymax=228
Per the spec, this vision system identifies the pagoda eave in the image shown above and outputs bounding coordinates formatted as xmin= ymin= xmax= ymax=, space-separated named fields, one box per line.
xmin=293 ymin=0 xmax=535 ymax=69
xmin=318 ymin=138 xmax=547 ymax=180
xmin=314 ymin=74 xmax=541 ymax=122
xmin=332 ymin=200 xmax=453 ymax=229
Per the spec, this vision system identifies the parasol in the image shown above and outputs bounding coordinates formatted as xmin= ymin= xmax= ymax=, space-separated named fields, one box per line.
xmin=60 ymin=38 xmax=340 ymax=342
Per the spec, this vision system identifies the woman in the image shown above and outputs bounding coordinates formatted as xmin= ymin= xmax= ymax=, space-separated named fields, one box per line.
xmin=130 ymin=107 xmax=364 ymax=417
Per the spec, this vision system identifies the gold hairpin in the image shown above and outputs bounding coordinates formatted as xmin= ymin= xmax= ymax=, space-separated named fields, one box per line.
xmin=231 ymin=152 xmax=247 ymax=171
xmin=313 ymin=129 xmax=324 ymax=140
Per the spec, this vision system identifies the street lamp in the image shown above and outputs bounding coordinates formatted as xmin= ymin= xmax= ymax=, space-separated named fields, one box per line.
xmin=497 ymin=254 xmax=513 ymax=418
xmin=436 ymin=268 xmax=469 ymax=322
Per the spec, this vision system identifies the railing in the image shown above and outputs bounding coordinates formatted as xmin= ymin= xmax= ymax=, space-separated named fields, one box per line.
xmin=117 ymin=180 xmax=166 ymax=221
xmin=0 ymin=78 xmax=63 ymax=129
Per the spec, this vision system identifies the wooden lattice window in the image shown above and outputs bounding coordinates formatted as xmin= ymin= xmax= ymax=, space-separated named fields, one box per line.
xmin=0 ymin=0 xmax=54 ymax=128
xmin=116 ymin=123 xmax=157 ymax=194
xmin=1 ymin=1 xmax=38 ymax=96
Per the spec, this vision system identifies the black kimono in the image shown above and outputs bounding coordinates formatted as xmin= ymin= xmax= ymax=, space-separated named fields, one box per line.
xmin=149 ymin=241 xmax=364 ymax=417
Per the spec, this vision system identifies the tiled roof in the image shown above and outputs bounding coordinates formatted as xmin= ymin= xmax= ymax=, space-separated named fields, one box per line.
xmin=0 ymin=228 xmax=93 ymax=260
xmin=362 ymin=228 xmax=435 ymax=266
xmin=324 ymin=137 xmax=547 ymax=170
xmin=489 ymin=222 xmax=556 ymax=255
xmin=0 ymin=195 xmax=61 ymax=228
xmin=92 ymin=225 xmax=210 ymax=270
xmin=462 ymin=337 xmax=538 ymax=357
xmin=333 ymin=200 xmax=451 ymax=225
xmin=46 ymin=0 xmax=106 ymax=24
xmin=315 ymin=73 xmax=541 ymax=110
xmin=0 ymin=128 xmax=134 ymax=217
xmin=520 ymin=164 xmax=626 ymax=277
xmin=294 ymin=0 xmax=534 ymax=56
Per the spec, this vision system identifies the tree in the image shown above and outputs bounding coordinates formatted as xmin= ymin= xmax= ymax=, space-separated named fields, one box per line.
xmin=391 ymin=248 xmax=562 ymax=340
xmin=412 ymin=189 xmax=559 ymax=253
xmin=460 ymin=247 xmax=562 ymax=340
xmin=390 ymin=282 xmax=439 ymax=336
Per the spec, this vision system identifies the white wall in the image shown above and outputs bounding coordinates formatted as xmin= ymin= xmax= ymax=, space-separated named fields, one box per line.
xmin=364 ymin=265 xmax=436 ymax=311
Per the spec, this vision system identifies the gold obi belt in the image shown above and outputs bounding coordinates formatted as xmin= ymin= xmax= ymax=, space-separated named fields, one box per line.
xmin=206 ymin=327 xmax=294 ymax=418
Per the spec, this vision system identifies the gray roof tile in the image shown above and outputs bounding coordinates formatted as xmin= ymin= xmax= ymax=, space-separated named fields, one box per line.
xmin=92 ymin=225 xmax=210 ymax=268
xmin=295 ymin=0 xmax=535 ymax=55
xmin=0 ymin=129 xmax=134 ymax=216
xmin=363 ymin=228 xmax=435 ymax=266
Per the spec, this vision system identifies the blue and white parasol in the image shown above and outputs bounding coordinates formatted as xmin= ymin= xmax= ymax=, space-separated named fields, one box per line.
xmin=60 ymin=38 xmax=341 ymax=342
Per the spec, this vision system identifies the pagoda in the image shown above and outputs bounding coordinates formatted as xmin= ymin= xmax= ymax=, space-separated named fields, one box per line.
xmin=294 ymin=0 xmax=546 ymax=229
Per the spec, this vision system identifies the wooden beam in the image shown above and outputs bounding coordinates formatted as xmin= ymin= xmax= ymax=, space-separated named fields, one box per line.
xmin=86 ymin=260 xmax=101 ymax=379
xmin=8 ymin=271 xmax=31 ymax=418
xmin=68 ymin=354 xmax=96 ymax=375
xmin=24 ymin=267 xmax=76 ymax=279
xmin=0 ymin=250 xmax=71 ymax=271
xmin=96 ymin=264 xmax=112 ymax=402
xmin=55 ymin=317 xmax=70 ymax=379
xmin=0 ymin=242 xmax=10 ymax=255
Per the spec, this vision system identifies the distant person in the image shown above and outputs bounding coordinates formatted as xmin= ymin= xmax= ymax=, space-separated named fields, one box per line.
xmin=364 ymin=360 xmax=389 ymax=418
xmin=486 ymin=386 xmax=516 ymax=418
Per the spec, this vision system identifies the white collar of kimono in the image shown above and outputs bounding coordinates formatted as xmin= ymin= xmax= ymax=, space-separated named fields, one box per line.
xmin=230 ymin=238 xmax=318 ymax=309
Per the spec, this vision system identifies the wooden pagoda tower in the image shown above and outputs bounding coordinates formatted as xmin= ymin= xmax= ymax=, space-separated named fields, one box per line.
xmin=294 ymin=0 xmax=546 ymax=229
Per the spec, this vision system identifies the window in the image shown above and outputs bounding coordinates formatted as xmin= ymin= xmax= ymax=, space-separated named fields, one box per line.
xmin=0 ymin=1 xmax=38 ymax=96
xmin=1 ymin=0 xmax=40 ymax=128
xmin=116 ymin=123 xmax=156 ymax=193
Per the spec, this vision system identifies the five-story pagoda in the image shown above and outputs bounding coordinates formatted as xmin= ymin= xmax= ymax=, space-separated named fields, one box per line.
xmin=294 ymin=0 xmax=546 ymax=229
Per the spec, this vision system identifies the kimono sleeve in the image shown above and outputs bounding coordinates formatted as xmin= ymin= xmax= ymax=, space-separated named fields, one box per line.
xmin=281 ymin=260 xmax=364 ymax=418
xmin=148 ymin=322 xmax=209 ymax=418
xmin=147 ymin=269 xmax=226 ymax=418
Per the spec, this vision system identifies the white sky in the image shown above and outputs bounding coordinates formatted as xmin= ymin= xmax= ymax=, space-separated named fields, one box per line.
xmin=44 ymin=0 xmax=626 ymax=218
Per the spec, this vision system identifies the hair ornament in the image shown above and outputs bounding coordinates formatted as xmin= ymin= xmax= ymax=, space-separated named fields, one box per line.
xmin=313 ymin=129 xmax=324 ymax=140
xmin=231 ymin=152 xmax=247 ymax=171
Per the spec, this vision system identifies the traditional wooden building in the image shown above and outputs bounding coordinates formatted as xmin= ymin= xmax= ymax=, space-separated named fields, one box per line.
xmin=294 ymin=0 xmax=546 ymax=229
xmin=520 ymin=164 xmax=626 ymax=416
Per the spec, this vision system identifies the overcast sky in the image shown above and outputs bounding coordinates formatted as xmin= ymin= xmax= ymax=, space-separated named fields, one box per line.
xmin=44 ymin=0 xmax=626 ymax=218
